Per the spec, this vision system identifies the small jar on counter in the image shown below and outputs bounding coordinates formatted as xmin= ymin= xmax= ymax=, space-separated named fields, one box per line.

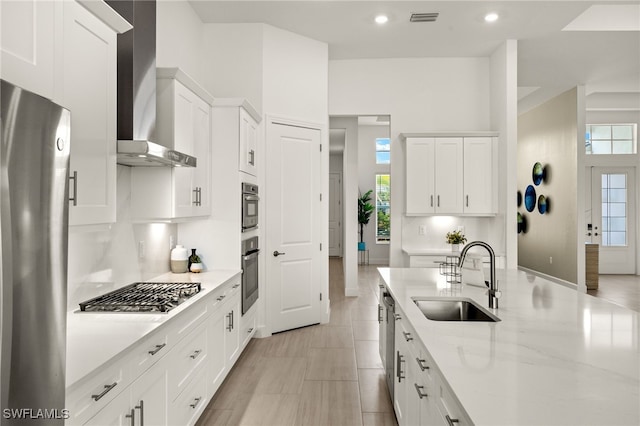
xmin=170 ymin=245 xmax=189 ymax=273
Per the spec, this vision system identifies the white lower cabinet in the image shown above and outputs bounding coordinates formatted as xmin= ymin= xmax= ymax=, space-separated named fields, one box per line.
xmin=393 ymin=308 xmax=470 ymax=426
xmin=70 ymin=272 xmax=255 ymax=426
xmin=85 ymin=357 xmax=168 ymax=426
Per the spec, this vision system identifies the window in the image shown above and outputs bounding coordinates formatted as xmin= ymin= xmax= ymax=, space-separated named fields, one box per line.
xmin=601 ymin=173 xmax=627 ymax=246
xmin=376 ymin=138 xmax=390 ymax=164
xmin=376 ymin=174 xmax=390 ymax=243
xmin=586 ymin=124 xmax=636 ymax=154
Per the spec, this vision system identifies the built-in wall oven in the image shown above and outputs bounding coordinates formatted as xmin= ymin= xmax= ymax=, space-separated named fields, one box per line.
xmin=242 ymin=183 xmax=259 ymax=231
xmin=241 ymin=236 xmax=260 ymax=315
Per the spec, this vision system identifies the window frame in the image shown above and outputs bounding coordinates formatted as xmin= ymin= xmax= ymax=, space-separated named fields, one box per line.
xmin=375 ymin=174 xmax=390 ymax=244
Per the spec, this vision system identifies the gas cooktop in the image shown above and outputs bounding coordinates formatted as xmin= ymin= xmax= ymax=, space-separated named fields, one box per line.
xmin=79 ymin=282 xmax=201 ymax=313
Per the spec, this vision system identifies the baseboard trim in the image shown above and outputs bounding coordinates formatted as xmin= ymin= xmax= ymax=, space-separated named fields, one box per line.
xmin=517 ymin=266 xmax=577 ymax=289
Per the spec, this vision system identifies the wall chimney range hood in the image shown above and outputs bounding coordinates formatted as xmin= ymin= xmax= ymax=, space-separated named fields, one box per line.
xmin=107 ymin=0 xmax=196 ymax=167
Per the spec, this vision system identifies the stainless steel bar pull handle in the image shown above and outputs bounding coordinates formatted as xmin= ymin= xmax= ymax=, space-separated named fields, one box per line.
xmin=135 ymin=400 xmax=144 ymax=426
xmin=437 ymin=195 xmax=440 ymax=207
xmin=273 ymin=251 xmax=286 ymax=257
xmin=190 ymin=349 xmax=202 ymax=359
xmin=92 ymin=382 xmax=117 ymax=401
xmin=466 ymin=195 xmax=469 ymax=207
xmin=396 ymin=351 xmax=405 ymax=382
xmin=416 ymin=357 xmax=430 ymax=371
xmin=377 ymin=305 xmax=382 ymax=323
xmin=403 ymin=331 xmax=413 ymax=342
xmin=430 ymin=195 xmax=433 ymax=207
xmin=227 ymin=312 xmax=233 ymax=331
xmin=69 ymin=171 xmax=78 ymax=206
xmin=148 ymin=343 xmax=166 ymax=356
xmin=232 ymin=283 xmax=240 ymax=289
xmin=249 ymin=149 xmax=255 ymax=166
xmin=190 ymin=397 xmax=202 ymax=409
xmin=394 ymin=313 xmax=401 ymax=321
xmin=446 ymin=415 xmax=460 ymax=425
xmin=414 ymin=383 xmax=428 ymax=399
xmin=125 ymin=408 xmax=135 ymax=426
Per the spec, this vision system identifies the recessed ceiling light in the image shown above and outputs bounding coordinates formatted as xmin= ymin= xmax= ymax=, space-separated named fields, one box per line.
xmin=485 ymin=12 xmax=499 ymax=22
xmin=375 ymin=15 xmax=389 ymax=24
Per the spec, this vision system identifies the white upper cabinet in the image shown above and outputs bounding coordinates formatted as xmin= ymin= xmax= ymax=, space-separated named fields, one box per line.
xmin=131 ymin=69 xmax=212 ymax=221
xmin=405 ymin=137 xmax=463 ymax=214
xmin=405 ymin=134 xmax=497 ymax=216
xmin=463 ymin=137 xmax=495 ymax=214
xmin=239 ymin=107 xmax=259 ymax=176
xmin=434 ymin=138 xmax=464 ymax=213
xmin=63 ymin=0 xmax=121 ymax=226
xmin=0 ymin=0 xmax=62 ymax=101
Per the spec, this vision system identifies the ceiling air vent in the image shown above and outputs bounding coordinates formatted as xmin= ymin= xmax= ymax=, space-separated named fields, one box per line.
xmin=410 ymin=12 xmax=439 ymax=22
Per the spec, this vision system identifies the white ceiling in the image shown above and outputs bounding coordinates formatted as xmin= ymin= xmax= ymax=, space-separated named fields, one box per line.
xmin=189 ymin=0 xmax=640 ymax=112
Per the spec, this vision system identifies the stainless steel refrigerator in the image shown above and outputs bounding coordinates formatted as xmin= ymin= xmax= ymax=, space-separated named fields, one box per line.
xmin=1 ymin=80 xmax=70 ymax=425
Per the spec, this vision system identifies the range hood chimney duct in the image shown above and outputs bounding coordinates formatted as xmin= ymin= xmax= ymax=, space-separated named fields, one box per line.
xmin=107 ymin=0 xmax=196 ymax=167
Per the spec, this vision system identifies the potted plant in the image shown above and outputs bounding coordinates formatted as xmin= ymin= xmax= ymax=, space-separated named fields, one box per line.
xmin=446 ymin=230 xmax=467 ymax=252
xmin=189 ymin=249 xmax=203 ymax=273
xmin=358 ymin=189 xmax=374 ymax=250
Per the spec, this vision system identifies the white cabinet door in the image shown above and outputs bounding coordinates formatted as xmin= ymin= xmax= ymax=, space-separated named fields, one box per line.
xmin=132 ymin=78 xmax=211 ymax=220
xmin=406 ymin=138 xmax=435 ymax=214
xmin=130 ymin=359 xmax=169 ymax=426
xmin=0 ymin=0 xmax=61 ymax=101
xmin=64 ymin=0 xmax=117 ymax=225
xmin=207 ymin=306 xmax=227 ymax=397
xmin=224 ymin=290 xmax=241 ymax=366
xmin=434 ymin=138 xmax=463 ymax=214
xmin=84 ymin=389 xmax=133 ymax=426
xmin=239 ymin=108 xmax=258 ymax=176
xmin=463 ymin=137 xmax=494 ymax=214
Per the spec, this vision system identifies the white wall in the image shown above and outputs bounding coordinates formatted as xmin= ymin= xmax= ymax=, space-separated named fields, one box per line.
xmin=358 ymin=124 xmax=390 ymax=265
xmin=201 ymin=24 xmax=264 ymax=114
xmin=156 ymin=0 xmax=205 ymax=83
xmin=330 ymin=117 xmax=359 ymax=297
xmin=329 ymin=58 xmax=492 ymax=266
xmin=67 ymin=167 xmax=177 ymax=311
xmin=490 ymin=40 xmax=519 ymax=268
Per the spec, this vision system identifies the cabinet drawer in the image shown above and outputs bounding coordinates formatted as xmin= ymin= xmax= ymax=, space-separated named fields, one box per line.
xmin=130 ymin=330 xmax=170 ymax=378
xmin=240 ymin=305 xmax=257 ymax=348
xmin=170 ymin=364 xmax=208 ymax=426
xmin=66 ymin=357 xmax=131 ymax=425
xmin=169 ymin=321 xmax=208 ymax=401
xmin=169 ymin=301 xmax=208 ymax=344
xmin=435 ymin=381 xmax=472 ymax=426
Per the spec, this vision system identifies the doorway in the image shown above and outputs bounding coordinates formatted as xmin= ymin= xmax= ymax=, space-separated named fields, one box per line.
xmin=587 ymin=166 xmax=636 ymax=274
xmin=329 ymin=172 xmax=342 ymax=257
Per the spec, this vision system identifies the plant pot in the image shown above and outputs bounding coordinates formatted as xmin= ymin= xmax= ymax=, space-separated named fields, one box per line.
xmin=358 ymin=242 xmax=366 ymax=251
xmin=190 ymin=262 xmax=203 ymax=273
xmin=450 ymin=244 xmax=460 ymax=252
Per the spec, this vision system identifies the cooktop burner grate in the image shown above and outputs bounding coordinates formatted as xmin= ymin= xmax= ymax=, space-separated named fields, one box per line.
xmin=79 ymin=282 xmax=201 ymax=313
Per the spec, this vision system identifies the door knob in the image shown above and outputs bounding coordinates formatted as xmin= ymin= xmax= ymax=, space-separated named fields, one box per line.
xmin=273 ymin=251 xmax=286 ymax=257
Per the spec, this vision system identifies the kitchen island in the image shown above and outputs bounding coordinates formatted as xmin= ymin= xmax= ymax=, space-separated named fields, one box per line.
xmin=379 ymin=267 xmax=639 ymax=425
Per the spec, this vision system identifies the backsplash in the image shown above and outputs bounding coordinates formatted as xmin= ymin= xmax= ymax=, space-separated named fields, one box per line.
xmin=66 ymin=166 xmax=177 ymax=311
xmin=402 ymin=216 xmax=503 ymax=251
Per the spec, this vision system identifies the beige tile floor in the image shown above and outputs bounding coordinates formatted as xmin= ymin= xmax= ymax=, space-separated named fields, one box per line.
xmin=588 ymin=274 xmax=640 ymax=313
xmin=196 ymin=259 xmax=397 ymax=426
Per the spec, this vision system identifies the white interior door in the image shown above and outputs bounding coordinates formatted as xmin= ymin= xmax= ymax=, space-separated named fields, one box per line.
xmin=329 ymin=172 xmax=342 ymax=257
xmin=266 ymin=121 xmax=322 ymax=333
xmin=590 ymin=167 xmax=636 ymax=274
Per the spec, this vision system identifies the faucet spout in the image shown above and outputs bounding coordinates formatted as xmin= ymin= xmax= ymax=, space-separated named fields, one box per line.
xmin=458 ymin=241 xmax=499 ymax=308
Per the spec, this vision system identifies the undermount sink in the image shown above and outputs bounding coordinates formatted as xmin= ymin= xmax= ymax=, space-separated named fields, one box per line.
xmin=412 ymin=297 xmax=500 ymax=322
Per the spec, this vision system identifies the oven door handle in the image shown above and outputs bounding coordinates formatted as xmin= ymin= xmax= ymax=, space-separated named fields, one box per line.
xmin=243 ymin=250 xmax=260 ymax=261
xmin=243 ymin=195 xmax=260 ymax=201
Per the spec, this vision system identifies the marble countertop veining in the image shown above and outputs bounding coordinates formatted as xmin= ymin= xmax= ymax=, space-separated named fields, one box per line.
xmin=379 ymin=267 xmax=640 ymax=426
xmin=65 ymin=269 xmax=240 ymax=388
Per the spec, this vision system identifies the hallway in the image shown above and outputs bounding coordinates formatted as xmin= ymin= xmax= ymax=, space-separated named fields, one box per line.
xmin=588 ymin=274 xmax=640 ymax=313
xmin=196 ymin=258 xmax=396 ymax=425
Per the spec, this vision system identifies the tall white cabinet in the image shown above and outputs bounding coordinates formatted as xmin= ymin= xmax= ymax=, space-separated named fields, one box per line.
xmin=130 ymin=68 xmax=213 ymax=221
xmin=0 ymin=0 xmax=62 ymax=102
xmin=404 ymin=133 xmax=497 ymax=216
xmin=2 ymin=0 xmax=131 ymax=226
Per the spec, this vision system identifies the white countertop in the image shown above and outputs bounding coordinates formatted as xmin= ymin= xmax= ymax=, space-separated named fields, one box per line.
xmin=65 ymin=269 xmax=240 ymax=388
xmin=402 ymin=246 xmax=505 ymax=257
xmin=379 ymin=267 xmax=640 ymax=426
